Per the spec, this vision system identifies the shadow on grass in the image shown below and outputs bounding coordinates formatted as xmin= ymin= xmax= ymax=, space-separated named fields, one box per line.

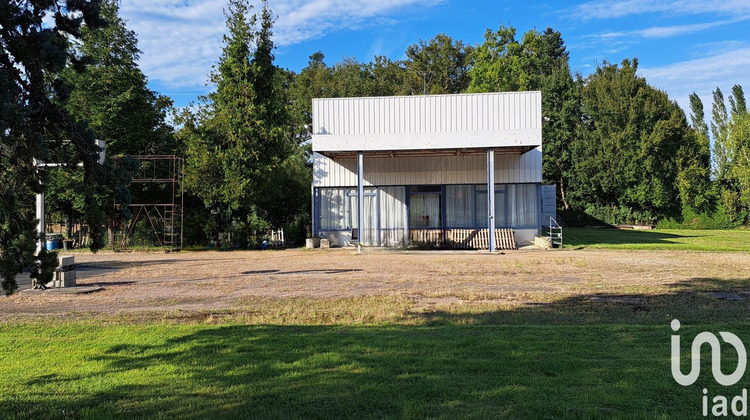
xmin=5 ymin=277 xmax=750 ymax=419
xmin=562 ymin=227 xmax=695 ymax=248
xmin=417 ymin=276 xmax=750 ymax=327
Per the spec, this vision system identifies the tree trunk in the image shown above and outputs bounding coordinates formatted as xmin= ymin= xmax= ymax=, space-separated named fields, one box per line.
xmin=559 ymin=178 xmax=570 ymax=210
xmin=108 ymin=219 xmax=115 ymax=250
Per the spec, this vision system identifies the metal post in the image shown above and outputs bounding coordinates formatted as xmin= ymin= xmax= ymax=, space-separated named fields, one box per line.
xmin=357 ymin=151 xmax=364 ymax=254
xmin=487 ymin=148 xmax=495 ymax=252
xmin=33 ymin=158 xmax=45 ymax=256
xmin=36 ymin=191 xmax=44 ymax=256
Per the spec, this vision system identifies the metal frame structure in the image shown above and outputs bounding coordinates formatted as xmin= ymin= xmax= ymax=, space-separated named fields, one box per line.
xmin=115 ymin=155 xmax=184 ymax=252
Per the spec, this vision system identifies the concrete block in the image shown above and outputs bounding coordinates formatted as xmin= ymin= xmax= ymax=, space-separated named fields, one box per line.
xmin=63 ymin=270 xmax=76 ymax=287
xmin=306 ymin=238 xmax=320 ymax=249
xmin=319 ymin=239 xmax=330 ymax=249
xmin=53 ymin=262 xmax=76 ymax=287
xmin=59 ymin=255 xmax=75 ymax=267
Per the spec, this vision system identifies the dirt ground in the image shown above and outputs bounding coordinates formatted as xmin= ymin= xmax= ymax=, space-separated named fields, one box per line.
xmin=2 ymin=247 xmax=750 ymax=323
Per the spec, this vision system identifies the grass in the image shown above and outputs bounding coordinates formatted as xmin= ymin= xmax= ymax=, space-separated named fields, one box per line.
xmin=4 ymin=232 xmax=750 ymax=418
xmin=4 ymin=275 xmax=750 ymax=419
xmin=0 ymin=320 xmax=740 ymax=419
xmin=563 ymin=227 xmax=750 ymax=251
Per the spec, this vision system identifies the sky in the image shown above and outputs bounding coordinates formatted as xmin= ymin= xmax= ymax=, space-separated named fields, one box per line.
xmin=119 ymin=0 xmax=750 ymax=115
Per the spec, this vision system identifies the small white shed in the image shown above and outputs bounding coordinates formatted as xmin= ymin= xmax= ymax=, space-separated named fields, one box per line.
xmin=311 ymin=91 xmax=544 ymax=250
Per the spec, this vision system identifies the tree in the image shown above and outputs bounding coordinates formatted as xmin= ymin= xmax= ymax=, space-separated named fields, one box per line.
xmin=677 ymin=93 xmax=713 ymax=213
xmin=728 ymin=111 xmax=750 ymax=222
xmin=468 ymin=26 xmax=568 ymax=94
xmin=1 ymin=1 xmax=105 ymax=293
xmin=179 ymin=0 xmax=294 ymax=243
xmin=369 ymin=56 xmax=405 ymax=96
xmin=63 ymin=0 xmax=174 ymax=157
xmin=729 ymin=84 xmax=747 ymax=118
xmin=403 ymin=34 xmax=472 ymax=95
xmin=570 ymin=59 xmax=692 ymax=224
xmin=287 ymin=52 xmax=333 ymax=144
xmin=711 ymin=87 xmax=730 ymax=180
xmin=542 ymin=64 xmax=581 ymax=210
xmin=54 ymin=0 xmax=174 ymax=245
xmin=716 ymin=84 xmax=750 ymax=224
xmin=330 ymin=57 xmax=373 ymax=97
xmin=469 ymin=25 xmax=577 ymax=211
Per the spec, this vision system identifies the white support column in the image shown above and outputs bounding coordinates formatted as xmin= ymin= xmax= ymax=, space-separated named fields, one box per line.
xmin=487 ymin=148 xmax=495 ymax=252
xmin=36 ymin=191 xmax=44 ymax=256
xmin=33 ymin=158 xmax=45 ymax=256
xmin=357 ymin=151 xmax=364 ymax=253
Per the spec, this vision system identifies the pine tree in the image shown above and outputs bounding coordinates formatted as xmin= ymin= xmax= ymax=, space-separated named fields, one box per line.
xmin=0 ymin=1 xmax=105 ymax=294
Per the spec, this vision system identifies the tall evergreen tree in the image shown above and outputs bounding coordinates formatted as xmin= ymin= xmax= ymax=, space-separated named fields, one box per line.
xmin=1 ymin=1 xmax=104 ymax=293
xmin=180 ymin=0 xmax=294 ymax=241
xmin=52 ymin=0 xmax=175 ymax=245
xmin=63 ymin=0 xmax=174 ymax=157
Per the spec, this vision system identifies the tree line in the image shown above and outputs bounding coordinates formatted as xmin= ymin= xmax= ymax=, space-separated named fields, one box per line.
xmin=1 ymin=0 xmax=748 ymax=293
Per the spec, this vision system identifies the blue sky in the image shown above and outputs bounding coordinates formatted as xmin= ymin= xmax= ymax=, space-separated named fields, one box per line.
xmin=120 ymin=0 xmax=750 ymax=114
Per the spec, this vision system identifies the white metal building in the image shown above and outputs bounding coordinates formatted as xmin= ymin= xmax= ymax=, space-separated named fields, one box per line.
xmin=311 ymin=91 xmax=550 ymax=250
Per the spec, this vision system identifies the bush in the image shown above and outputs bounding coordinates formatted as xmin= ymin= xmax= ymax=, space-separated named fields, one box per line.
xmin=657 ymin=207 xmax=744 ymax=230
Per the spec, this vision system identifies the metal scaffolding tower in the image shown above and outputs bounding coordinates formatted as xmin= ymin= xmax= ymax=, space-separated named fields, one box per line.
xmin=115 ymin=155 xmax=183 ymax=252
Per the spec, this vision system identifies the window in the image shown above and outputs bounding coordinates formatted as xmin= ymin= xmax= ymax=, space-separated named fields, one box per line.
xmin=507 ymin=184 xmax=538 ymax=228
xmin=475 ymin=184 xmax=537 ymax=228
xmin=318 ymin=188 xmax=347 ymax=230
xmin=446 ymin=185 xmax=474 ymax=228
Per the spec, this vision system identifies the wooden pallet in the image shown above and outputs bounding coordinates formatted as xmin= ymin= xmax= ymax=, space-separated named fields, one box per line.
xmin=409 ymin=228 xmax=516 ymax=250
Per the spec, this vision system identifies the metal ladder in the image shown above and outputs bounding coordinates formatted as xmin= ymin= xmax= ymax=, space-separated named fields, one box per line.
xmin=549 ymin=217 xmax=563 ymax=248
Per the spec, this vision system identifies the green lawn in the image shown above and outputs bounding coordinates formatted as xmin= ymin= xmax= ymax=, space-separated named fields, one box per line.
xmin=4 ymin=230 xmax=750 ymax=418
xmin=562 ymin=227 xmax=750 ymax=251
xmin=0 ymin=321 xmax=734 ymax=419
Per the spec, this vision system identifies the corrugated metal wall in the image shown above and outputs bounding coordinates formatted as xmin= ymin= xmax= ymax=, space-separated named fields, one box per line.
xmin=312 ymin=92 xmax=542 ymax=136
xmin=312 ymin=149 xmax=542 ymax=187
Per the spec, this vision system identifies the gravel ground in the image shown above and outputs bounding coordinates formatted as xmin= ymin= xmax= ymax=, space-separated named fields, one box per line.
xmin=2 ymin=247 xmax=749 ymax=321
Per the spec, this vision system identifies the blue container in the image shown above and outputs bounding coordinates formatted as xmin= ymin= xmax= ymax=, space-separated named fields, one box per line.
xmin=45 ymin=235 xmax=62 ymax=250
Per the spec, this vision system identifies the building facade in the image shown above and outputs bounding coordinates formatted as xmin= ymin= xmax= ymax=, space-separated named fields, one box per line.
xmin=311 ymin=92 xmax=550 ymax=250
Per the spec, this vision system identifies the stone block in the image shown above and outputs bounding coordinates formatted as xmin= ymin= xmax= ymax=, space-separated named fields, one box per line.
xmin=59 ymin=255 xmax=75 ymax=267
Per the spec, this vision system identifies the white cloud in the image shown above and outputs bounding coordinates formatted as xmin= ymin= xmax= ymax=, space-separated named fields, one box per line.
xmin=120 ymin=0 xmax=443 ymax=89
xmin=639 ymin=47 xmax=750 ymax=114
xmin=572 ymin=0 xmax=750 ymax=20
xmin=592 ymin=16 xmax=749 ymax=43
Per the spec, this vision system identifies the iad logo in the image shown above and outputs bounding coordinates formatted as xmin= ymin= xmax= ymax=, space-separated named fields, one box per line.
xmin=671 ymin=319 xmax=748 ymax=416
xmin=671 ymin=319 xmax=747 ymax=386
